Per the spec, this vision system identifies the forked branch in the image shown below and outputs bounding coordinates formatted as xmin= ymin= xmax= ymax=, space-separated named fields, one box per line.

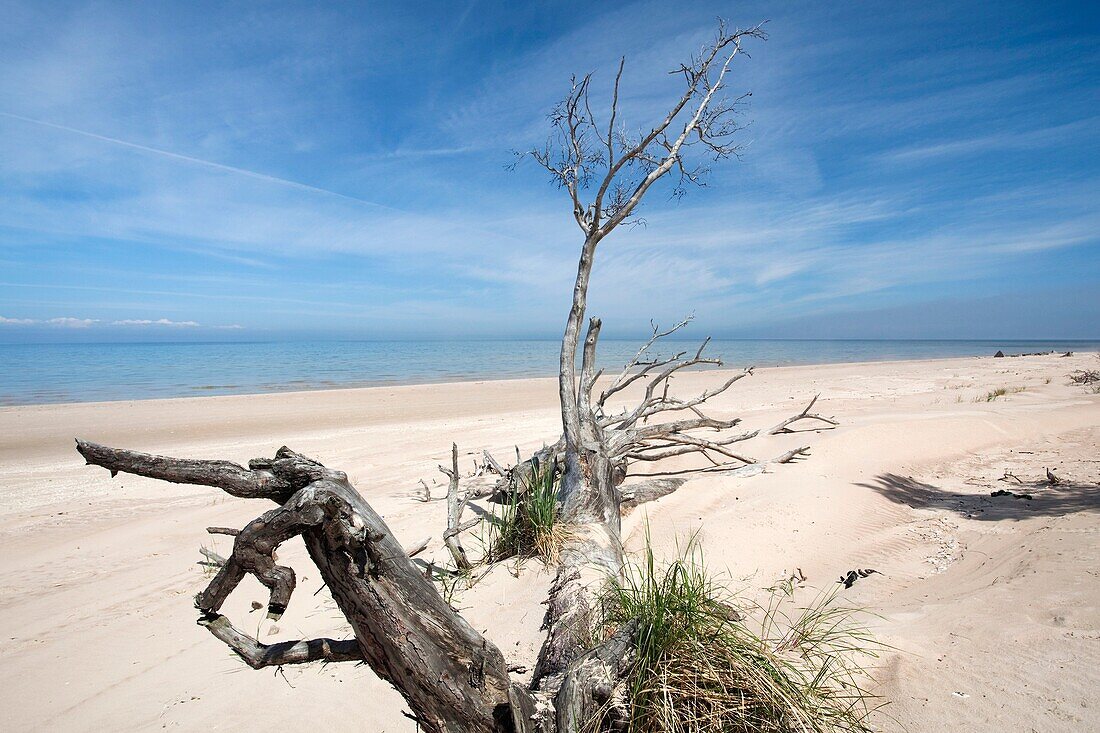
xmin=768 ymin=394 xmax=839 ymax=434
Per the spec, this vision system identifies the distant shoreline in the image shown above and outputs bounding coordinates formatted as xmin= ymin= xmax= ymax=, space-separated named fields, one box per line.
xmin=2 ymin=347 xmax=1096 ymax=409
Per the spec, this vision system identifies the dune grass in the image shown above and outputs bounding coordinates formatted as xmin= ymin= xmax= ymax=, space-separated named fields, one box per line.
xmin=977 ymin=385 xmax=1026 ymax=402
xmin=593 ymin=536 xmax=883 ymax=733
xmin=488 ymin=455 xmax=565 ymax=563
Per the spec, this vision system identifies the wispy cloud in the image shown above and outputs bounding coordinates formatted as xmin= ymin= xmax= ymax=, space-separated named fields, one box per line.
xmin=878 ymin=117 xmax=1100 ymax=164
xmin=112 ymin=318 xmax=199 ymax=327
xmin=0 ymin=112 xmax=401 ymax=212
xmin=0 ymin=315 xmax=226 ymax=329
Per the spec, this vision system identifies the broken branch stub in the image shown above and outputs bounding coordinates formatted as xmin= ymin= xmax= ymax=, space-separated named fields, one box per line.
xmin=441 ymin=442 xmax=474 ymax=571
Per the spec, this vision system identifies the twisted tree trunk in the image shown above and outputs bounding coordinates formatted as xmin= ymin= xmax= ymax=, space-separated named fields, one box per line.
xmin=76 ymin=441 xmax=512 ymax=733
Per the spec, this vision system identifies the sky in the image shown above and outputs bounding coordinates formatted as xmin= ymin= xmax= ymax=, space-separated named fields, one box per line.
xmin=0 ymin=0 xmax=1097 ymax=343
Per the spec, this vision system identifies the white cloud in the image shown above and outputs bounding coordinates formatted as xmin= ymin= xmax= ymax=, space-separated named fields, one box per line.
xmin=0 ymin=315 xmax=217 ymax=329
xmin=46 ymin=317 xmax=98 ymax=328
xmin=112 ymin=318 xmax=200 ymax=327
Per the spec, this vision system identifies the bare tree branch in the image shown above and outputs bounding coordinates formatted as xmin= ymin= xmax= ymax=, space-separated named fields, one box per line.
xmin=76 ymin=439 xmax=299 ymax=500
xmin=768 ymin=395 xmax=840 ymax=434
xmin=774 ymin=446 xmax=811 ymax=464
xmin=201 ymin=615 xmax=363 ymax=668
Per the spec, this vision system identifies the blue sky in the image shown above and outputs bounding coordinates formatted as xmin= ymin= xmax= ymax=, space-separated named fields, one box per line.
xmin=0 ymin=0 xmax=1097 ymax=342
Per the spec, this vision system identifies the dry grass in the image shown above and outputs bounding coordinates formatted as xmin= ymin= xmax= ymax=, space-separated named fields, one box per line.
xmin=593 ymin=536 xmax=884 ymax=733
xmin=976 ymin=385 xmax=1026 ymax=402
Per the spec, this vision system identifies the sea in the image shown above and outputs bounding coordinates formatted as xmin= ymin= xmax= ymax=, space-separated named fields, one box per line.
xmin=1 ymin=339 xmax=1096 ymax=406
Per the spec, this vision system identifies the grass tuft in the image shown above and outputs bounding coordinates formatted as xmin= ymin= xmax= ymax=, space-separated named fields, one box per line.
xmin=592 ymin=535 xmax=883 ymax=733
xmin=976 ymin=385 xmax=1026 ymax=402
xmin=488 ymin=456 xmax=566 ymax=563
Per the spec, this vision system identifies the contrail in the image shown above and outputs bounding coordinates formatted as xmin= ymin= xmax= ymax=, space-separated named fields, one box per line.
xmin=0 ymin=111 xmax=399 ymax=211
xmin=0 ymin=110 xmax=529 ymax=246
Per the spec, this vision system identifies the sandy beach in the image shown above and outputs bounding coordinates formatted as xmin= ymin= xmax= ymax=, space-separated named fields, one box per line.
xmin=0 ymin=351 xmax=1097 ymax=732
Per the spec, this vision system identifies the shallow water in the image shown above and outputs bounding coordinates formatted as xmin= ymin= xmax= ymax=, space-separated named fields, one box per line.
xmin=1 ymin=339 xmax=1095 ymax=405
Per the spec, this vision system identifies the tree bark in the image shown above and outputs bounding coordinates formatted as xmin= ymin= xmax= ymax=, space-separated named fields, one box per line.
xmin=534 ymin=239 xmax=627 ymax=697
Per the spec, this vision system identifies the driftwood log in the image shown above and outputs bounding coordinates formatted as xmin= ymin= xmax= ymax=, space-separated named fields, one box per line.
xmin=77 ymin=440 xmax=513 ymax=732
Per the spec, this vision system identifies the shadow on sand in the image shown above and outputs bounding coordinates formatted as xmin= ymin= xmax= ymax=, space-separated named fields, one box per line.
xmin=859 ymin=472 xmax=1100 ymax=521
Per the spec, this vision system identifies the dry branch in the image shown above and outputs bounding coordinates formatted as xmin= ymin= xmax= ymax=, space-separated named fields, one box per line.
xmin=619 ymin=477 xmax=689 ymax=512
xmin=202 ymin=614 xmax=362 ymax=668
xmin=774 ymin=446 xmax=811 ymax=464
xmin=483 ymin=450 xmax=508 ymax=476
xmin=405 ymin=536 xmax=431 ymax=558
xmin=440 ymin=443 xmax=474 ymax=571
xmin=198 ymin=546 xmax=227 ymax=567
xmin=1069 ymin=368 xmax=1100 ymax=385
xmin=768 ymin=394 xmax=840 ymax=435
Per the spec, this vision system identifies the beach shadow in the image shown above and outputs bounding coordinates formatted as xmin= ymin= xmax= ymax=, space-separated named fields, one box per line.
xmin=859 ymin=472 xmax=1100 ymax=521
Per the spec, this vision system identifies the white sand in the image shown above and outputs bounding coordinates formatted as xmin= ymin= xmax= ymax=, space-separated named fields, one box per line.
xmin=0 ymin=352 xmax=1097 ymax=731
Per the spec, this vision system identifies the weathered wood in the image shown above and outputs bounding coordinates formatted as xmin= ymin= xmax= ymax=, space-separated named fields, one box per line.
xmin=774 ymin=446 xmax=811 ymax=464
xmin=555 ymin=619 xmax=638 ymax=733
xmin=509 ymin=684 xmax=555 ymax=733
xmin=405 ymin=536 xmax=431 ymax=557
xmin=480 ymin=440 xmax=566 ymax=501
xmin=532 ymin=442 xmax=623 ymax=692
xmin=79 ymin=442 xmax=512 ymax=733
xmin=768 ymin=394 xmax=840 ymax=435
xmin=198 ymin=546 xmax=226 ymax=567
xmin=201 ymin=614 xmax=362 ymax=668
xmin=76 ymin=439 xmax=296 ymax=500
xmin=619 ymin=477 xmax=688 ymax=511
xmin=483 ymin=450 xmax=508 ymax=476
xmin=441 ymin=443 xmax=473 ymax=571
xmin=529 ymin=22 xmax=769 ymax=706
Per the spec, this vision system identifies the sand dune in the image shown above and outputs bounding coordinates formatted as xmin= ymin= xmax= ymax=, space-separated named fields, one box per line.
xmin=0 ymin=352 xmax=1097 ymax=731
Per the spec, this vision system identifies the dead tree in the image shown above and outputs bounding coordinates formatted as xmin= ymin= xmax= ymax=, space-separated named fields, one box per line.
xmin=519 ymin=21 xmax=778 ymax=705
xmin=70 ymin=21 xmax=823 ymax=733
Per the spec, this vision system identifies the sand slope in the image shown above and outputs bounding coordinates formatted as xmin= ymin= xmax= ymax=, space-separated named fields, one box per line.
xmin=0 ymin=352 xmax=1096 ymax=731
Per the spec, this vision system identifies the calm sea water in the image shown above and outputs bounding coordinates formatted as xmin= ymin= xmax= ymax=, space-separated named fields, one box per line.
xmin=1 ymin=339 xmax=1096 ymax=406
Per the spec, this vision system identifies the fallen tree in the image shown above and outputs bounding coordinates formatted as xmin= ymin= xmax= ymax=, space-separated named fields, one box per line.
xmin=73 ymin=20 xmax=847 ymax=733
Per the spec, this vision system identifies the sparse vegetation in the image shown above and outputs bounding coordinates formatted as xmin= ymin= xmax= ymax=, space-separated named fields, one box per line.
xmin=592 ymin=537 xmax=882 ymax=733
xmin=488 ymin=456 xmax=565 ymax=563
xmin=976 ymin=385 xmax=1026 ymax=402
